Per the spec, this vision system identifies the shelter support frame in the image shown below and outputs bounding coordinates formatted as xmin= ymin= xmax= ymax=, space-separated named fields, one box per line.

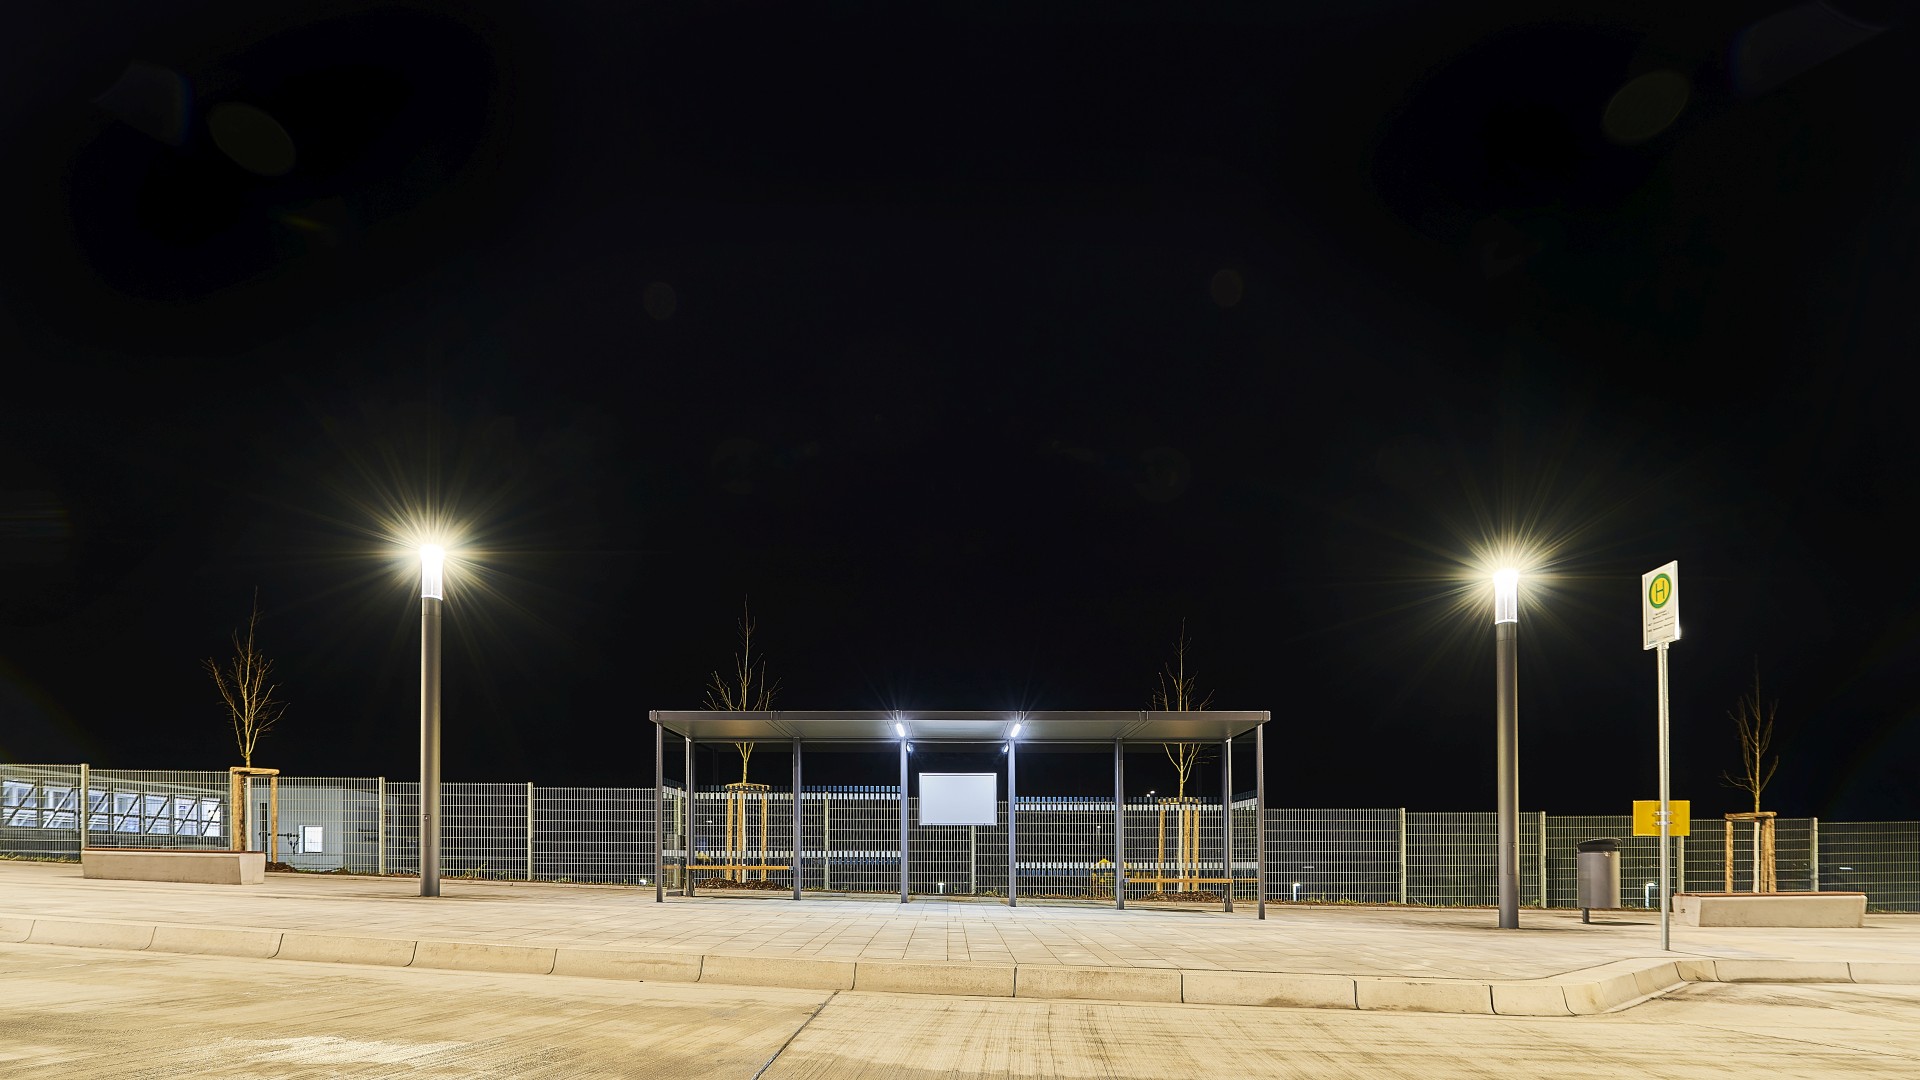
xmin=650 ymin=710 xmax=1268 ymax=913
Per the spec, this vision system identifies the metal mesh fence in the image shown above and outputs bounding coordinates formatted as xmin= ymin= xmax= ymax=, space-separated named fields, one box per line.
xmin=272 ymin=777 xmax=381 ymax=874
xmin=84 ymin=769 xmax=232 ymax=851
xmin=535 ymin=785 xmax=674 ymax=886
xmin=1016 ymin=796 xmax=1108 ymax=899
xmin=5 ymin=764 xmax=1916 ymax=910
xmin=1819 ymin=821 xmax=1920 ymax=911
xmin=0 ymin=764 xmax=87 ymax=859
xmin=1263 ymin=808 xmax=1402 ymax=904
xmin=1406 ymin=811 xmax=1533 ymax=906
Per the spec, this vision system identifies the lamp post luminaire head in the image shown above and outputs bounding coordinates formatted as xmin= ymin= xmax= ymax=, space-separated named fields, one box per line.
xmin=420 ymin=544 xmax=446 ymax=600
xmin=1492 ymin=567 xmax=1518 ymax=625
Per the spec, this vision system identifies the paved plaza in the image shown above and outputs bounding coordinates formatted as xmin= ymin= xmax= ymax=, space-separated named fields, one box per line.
xmin=3 ymin=861 xmax=1917 ymax=992
xmin=6 ymin=861 xmax=1920 ymax=1075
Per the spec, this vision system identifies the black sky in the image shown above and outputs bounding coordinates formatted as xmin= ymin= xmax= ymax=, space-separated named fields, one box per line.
xmin=2 ymin=2 xmax=1915 ymax=818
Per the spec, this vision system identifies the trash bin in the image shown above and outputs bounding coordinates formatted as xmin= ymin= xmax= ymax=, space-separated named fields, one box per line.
xmin=1577 ymin=838 xmax=1621 ymax=922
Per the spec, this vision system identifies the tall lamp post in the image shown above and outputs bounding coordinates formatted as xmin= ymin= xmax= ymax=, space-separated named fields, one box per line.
xmin=1493 ymin=568 xmax=1520 ymax=929
xmin=420 ymin=545 xmax=445 ymax=898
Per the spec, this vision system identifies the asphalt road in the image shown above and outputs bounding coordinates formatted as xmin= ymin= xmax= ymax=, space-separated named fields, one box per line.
xmin=3 ymin=943 xmax=1917 ymax=1078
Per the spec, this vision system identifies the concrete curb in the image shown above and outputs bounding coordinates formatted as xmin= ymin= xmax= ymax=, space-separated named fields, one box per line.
xmin=1356 ymin=976 xmax=1494 ymax=1014
xmin=1015 ymin=965 xmax=1182 ymax=1003
xmin=27 ymin=918 xmax=155 ymax=952
xmin=1182 ymin=970 xmax=1356 ymax=1009
xmin=700 ymin=954 xmax=856 ymax=990
xmin=1490 ymin=981 xmax=1572 ymax=1016
xmin=855 ymin=960 xmax=1016 ymax=998
xmin=1850 ymin=961 xmax=1920 ymax=983
xmin=554 ymin=947 xmax=703 ymax=983
xmin=412 ymin=940 xmax=557 ymax=976
xmin=277 ymin=931 xmax=416 ymax=967
xmin=1711 ymin=959 xmax=1854 ymax=983
xmin=148 ymin=925 xmax=281 ymax=959
xmin=4 ymin=914 xmax=1913 ymax=1015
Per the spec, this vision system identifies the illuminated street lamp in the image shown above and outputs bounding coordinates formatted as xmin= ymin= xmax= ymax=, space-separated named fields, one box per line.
xmin=1493 ymin=568 xmax=1520 ymax=929
xmin=419 ymin=544 xmax=445 ymax=898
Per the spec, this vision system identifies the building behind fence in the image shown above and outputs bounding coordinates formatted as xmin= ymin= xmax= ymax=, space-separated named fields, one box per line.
xmin=3 ymin=764 xmax=1915 ymax=911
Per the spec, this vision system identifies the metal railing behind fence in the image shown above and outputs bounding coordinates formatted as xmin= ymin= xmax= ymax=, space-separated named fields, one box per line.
xmin=4 ymin=764 xmax=1916 ymax=910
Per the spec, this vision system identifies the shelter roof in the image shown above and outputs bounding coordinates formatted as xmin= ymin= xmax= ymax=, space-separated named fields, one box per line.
xmin=651 ymin=709 xmax=1266 ymax=744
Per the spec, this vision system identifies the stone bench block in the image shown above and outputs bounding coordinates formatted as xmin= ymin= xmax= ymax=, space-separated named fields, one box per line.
xmin=82 ymin=848 xmax=265 ymax=886
xmin=1674 ymin=892 xmax=1866 ymax=928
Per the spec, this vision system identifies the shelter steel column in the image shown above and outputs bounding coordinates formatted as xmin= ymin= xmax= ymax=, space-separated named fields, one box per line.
xmin=899 ymin=738 xmax=909 ymax=904
xmin=683 ymin=735 xmax=693 ymax=895
xmin=1256 ymin=715 xmax=1267 ymax=920
xmin=1007 ymin=739 xmax=1018 ymax=908
xmin=792 ymin=739 xmax=803 ymax=902
xmin=654 ymin=714 xmax=664 ymax=903
xmin=1221 ymin=738 xmax=1234 ymax=914
xmin=1113 ymin=740 xmax=1126 ymax=911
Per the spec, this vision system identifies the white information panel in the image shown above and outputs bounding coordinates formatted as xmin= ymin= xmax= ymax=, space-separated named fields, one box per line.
xmin=1642 ymin=560 xmax=1679 ymax=650
xmin=918 ymin=773 xmax=997 ymax=825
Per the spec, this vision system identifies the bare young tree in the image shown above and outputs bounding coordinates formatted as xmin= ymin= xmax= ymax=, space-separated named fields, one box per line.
xmin=1720 ymin=665 xmax=1781 ymax=813
xmin=1152 ymin=620 xmax=1214 ymax=799
xmin=704 ymin=600 xmax=779 ymax=784
xmin=204 ymin=591 xmax=286 ymax=768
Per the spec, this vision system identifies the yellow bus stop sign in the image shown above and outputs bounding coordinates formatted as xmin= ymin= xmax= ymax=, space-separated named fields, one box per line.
xmin=1633 ymin=800 xmax=1690 ymax=837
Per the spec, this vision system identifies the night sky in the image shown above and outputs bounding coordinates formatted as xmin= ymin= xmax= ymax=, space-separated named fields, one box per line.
xmin=3 ymin=2 xmax=1915 ymax=818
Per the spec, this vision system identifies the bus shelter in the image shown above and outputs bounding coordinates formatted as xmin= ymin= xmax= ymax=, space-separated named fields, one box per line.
xmin=650 ymin=709 xmax=1271 ymax=918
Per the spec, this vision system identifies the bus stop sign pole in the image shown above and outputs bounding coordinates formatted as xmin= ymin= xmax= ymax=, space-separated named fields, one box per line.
xmin=1643 ymin=561 xmax=1680 ymax=952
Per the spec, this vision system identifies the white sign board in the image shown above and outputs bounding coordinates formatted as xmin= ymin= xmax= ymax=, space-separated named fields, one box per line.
xmin=918 ymin=773 xmax=997 ymax=825
xmin=1642 ymin=560 xmax=1679 ymax=650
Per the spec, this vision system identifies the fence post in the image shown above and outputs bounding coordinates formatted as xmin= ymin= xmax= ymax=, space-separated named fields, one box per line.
xmin=1676 ymin=834 xmax=1685 ymax=893
xmin=377 ymin=777 xmax=387 ymax=877
xmin=77 ymin=763 xmax=89 ymax=854
xmin=526 ymin=782 xmax=535 ymax=882
xmin=1397 ymin=808 xmax=1409 ymax=904
xmin=822 ymin=793 xmax=832 ymax=891
xmin=1538 ymin=811 xmax=1548 ymax=908
xmin=1809 ymin=817 xmax=1819 ymax=891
